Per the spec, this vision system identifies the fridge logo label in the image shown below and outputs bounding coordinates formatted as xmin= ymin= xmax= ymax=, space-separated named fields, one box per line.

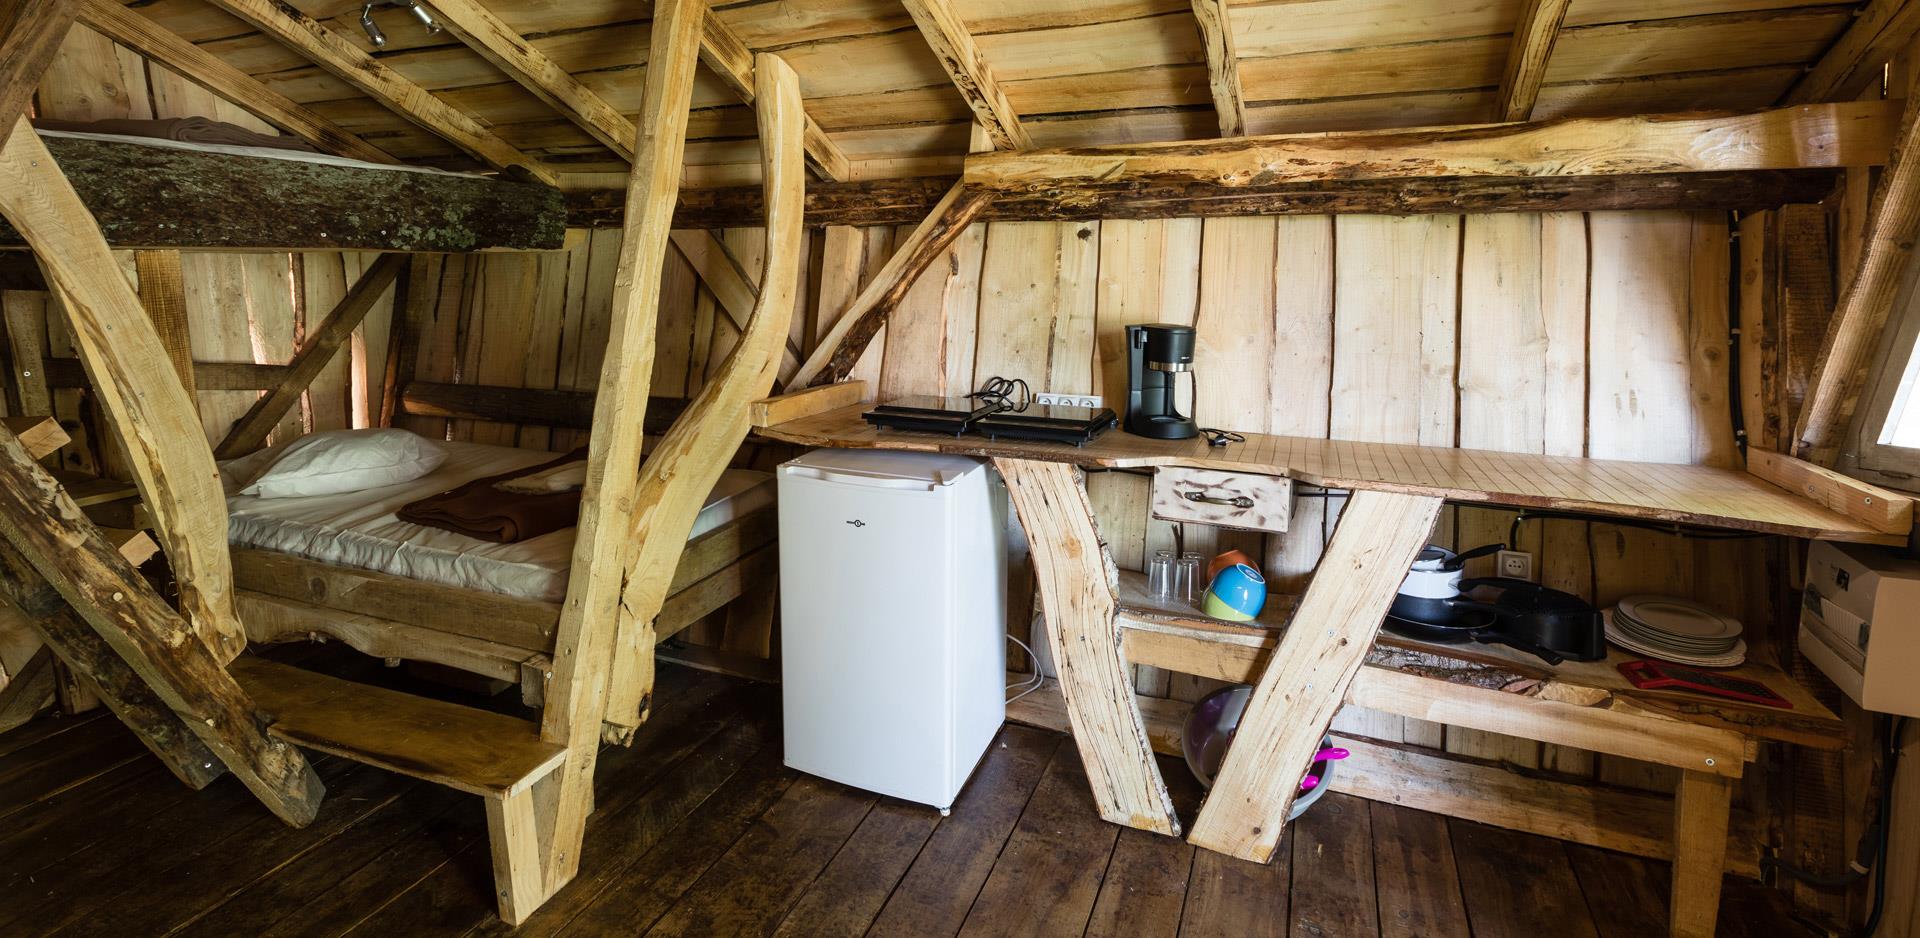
xmin=845 ymin=519 xmax=866 ymax=528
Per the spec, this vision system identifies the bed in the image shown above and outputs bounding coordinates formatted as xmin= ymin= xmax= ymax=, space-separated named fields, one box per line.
xmin=226 ymin=438 xmax=778 ymax=703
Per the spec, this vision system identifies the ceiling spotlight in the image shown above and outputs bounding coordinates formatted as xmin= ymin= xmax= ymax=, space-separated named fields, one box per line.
xmin=359 ymin=0 xmax=441 ymax=49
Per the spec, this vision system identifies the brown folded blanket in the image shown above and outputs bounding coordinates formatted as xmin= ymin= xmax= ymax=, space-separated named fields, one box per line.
xmin=33 ymin=116 xmax=322 ymax=154
xmin=397 ymin=448 xmax=587 ymax=544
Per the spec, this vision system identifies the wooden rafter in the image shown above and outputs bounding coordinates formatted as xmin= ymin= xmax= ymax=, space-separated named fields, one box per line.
xmin=603 ymin=50 xmax=808 ymax=736
xmin=0 ymin=117 xmax=247 ymax=660
xmin=1493 ymin=0 xmax=1572 ymax=122
xmin=698 ymin=11 xmax=848 ymax=180
xmin=1784 ymin=0 xmax=1920 ymax=105
xmin=963 ymin=101 xmax=1898 ymax=190
xmin=201 ymin=0 xmax=553 ymax=183
xmin=786 ymin=181 xmax=996 ymax=388
xmin=422 ymin=0 xmax=634 ymax=161
xmin=76 ymin=0 xmax=394 ymax=163
xmin=214 ymin=254 xmax=404 ymax=459
xmin=1793 ymin=94 xmax=1920 ymax=464
xmin=0 ymin=0 xmax=80 ymax=142
xmin=1189 ymin=0 xmax=1246 ymax=136
xmin=0 ymin=427 xmax=325 ymax=826
xmin=537 ymin=0 xmax=705 ymax=895
xmin=901 ymin=0 xmax=1031 ymax=150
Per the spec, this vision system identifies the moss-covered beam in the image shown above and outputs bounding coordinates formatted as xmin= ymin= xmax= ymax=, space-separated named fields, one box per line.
xmin=0 ymin=135 xmax=564 ymax=252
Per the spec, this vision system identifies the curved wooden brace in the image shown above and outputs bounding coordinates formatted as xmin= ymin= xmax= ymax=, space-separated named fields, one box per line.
xmin=601 ymin=51 xmax=808 ymax=737
xmin=0 ymin=117 xmax=245 ymax=661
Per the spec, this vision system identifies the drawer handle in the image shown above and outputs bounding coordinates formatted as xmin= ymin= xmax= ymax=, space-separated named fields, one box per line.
xmin=1183 ymin=491 xmax=1254 ymax=509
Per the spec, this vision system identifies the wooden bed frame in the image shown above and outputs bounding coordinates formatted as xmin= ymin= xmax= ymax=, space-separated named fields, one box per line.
xmin=0 ymin=0 xmax=806 ymax=924
xmin=230 ymin=485 xmax=778 ymax=712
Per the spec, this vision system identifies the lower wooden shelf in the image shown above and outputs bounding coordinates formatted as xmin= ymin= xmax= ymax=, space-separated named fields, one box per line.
xmin=1006 ymin=676 xmax=1765 ymax=876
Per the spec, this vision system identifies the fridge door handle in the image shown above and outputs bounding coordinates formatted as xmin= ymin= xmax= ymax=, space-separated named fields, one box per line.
xmin=780 ymin=466 xmax=941 ymax=491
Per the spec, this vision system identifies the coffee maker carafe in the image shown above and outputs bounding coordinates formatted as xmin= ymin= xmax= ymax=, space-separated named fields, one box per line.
xmin=1125 ymin=323 xmax=1199 ymax=440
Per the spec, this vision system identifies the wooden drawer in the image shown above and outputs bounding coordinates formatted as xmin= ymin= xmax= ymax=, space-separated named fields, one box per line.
xmin=1150 ymin=467 xmax=1291 ymax=533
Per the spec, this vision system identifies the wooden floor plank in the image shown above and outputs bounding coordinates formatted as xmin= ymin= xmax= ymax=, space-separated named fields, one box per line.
xmin=0 ymin=757 xmax=179 ymax=883
xmin=558 ymin=745 xmax=798 ymax=934
xmin=47 ymin=761 xmax=402 ymax=938
xmin=0 ymin=708 xmax=105 ymax=759
xmin=1288 ymin=792 xmax=1379 ymax=938
xmin=768 ymin=798 xmax=941 ymax=936
xmin=0 ymin=756 xmax=357 ymax=935
xmin=1085 ymin=754 xmax=1203 ymax=938
xmin=1452 ymin=819 xmax=1601 ymax=938
xmin=487 ymin=691 xmax=778 ymax=937
xmin=175 ymin=782 xmax=470 ymax=936
xmin=0 ymin=717 xmax=147 ymax=820
xmin=955 ymin=744 xmax=1123 ymax=938
xmin=866 ymin=725 xmax=1062 ymax=937
xmin=1566 ymin=844 xmax=1672 ymax=938
xmin=1181 ymin=840 xmax=1291 ymax=938
xmin=640 ymin=774 xmax=878 ymax=935
xmin=1370 ymin=801 xmax=1471 ymax=938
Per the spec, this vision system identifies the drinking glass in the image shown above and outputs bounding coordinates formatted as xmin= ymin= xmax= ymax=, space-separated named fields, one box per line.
xmin=1147 ymin=550 xmax=1175 ymax=601
xmin=1175 ymin=552 xmax=1203 ymax=606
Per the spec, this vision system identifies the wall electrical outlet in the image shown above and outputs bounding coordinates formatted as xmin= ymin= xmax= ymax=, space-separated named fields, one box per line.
xmin=1496 ymin=549 xmax=1535 ymax=582
xmin=1034 ymin=393 xmax=1103 ymax=408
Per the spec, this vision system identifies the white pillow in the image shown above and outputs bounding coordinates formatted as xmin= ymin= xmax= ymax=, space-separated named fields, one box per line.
xmin=237 ymin=429 xmax=446 ymax=499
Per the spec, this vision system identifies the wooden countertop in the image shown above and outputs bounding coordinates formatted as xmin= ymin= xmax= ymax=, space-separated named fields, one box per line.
xmin=756 ymin=404 xmax=1907 ymax=544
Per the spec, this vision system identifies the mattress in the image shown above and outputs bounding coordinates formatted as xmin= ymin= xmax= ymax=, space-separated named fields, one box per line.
xmin=224 ymin=440 xmax=773 ymax=603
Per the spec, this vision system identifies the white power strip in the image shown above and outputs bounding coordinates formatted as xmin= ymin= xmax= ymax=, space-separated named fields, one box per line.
xmin=1033 ymin=392 xmax=1103 ymax=408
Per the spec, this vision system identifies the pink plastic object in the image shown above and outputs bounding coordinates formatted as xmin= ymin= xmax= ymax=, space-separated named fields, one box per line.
xmin=1299 ymin=774 xmax=1321 ymax=791
xmin=1313 ymin=747 xmax=1350 ymax=762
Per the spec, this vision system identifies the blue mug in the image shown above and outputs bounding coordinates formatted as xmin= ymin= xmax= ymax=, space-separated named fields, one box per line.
xmin=1203 ymin=562 xmax=1266 ymax=621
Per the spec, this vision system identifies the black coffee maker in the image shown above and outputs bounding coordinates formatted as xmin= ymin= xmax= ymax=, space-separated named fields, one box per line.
xmin=1125 ymin=323 xmax=1199 ymax=440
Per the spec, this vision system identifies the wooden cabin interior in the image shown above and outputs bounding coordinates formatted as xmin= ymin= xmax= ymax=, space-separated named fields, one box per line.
xmin=6 ymin=0 xmax=1920 ymax=935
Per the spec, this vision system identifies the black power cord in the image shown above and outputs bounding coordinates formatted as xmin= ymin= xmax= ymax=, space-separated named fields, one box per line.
xmin=1762 ymin=715 xmax=1906 ymax=936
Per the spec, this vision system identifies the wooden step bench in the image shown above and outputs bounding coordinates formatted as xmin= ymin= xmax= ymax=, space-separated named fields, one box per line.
xmin=229 ymin=656 xmax=567 ymax=921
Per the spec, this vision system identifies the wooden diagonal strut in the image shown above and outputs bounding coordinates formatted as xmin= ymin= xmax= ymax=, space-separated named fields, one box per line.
xmin=902 ymin=0 xmax=1030 ymax=150
xmin=0 ymin=428 xmax=322 ymax=825
xmin=786 ymin=181 xmax=996 ymax=389
xmin=1188 ymin=490 xmax=1442 ymax=861
xmin=1189 ymin=0 xmax=1246 ymax=137
xmin=0 ymin=118 xmax=247 ymax=661
xmin=0 ymin=533 xmax=227 ymax=791
xmin=1493 ymin=0 xmax=1572 ymax=122
xmin=536 ymin=0 xmax=707 ymax=894
xmin=214 ymin=254 xmax=403 ymax=459
xmin=601 ymin=50 xmax=808 ymax=737
xmin=1794 ymin=91 xmax=1920 ymax=464
xmin=996 ymin=457 xmax=1180 ymax=835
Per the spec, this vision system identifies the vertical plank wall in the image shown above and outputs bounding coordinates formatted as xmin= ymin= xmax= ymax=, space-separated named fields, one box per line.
xmin=424 ymin=208 xmax=1755 ymax=797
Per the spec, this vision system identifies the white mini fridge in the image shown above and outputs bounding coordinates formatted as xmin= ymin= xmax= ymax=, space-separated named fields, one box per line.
xmin=777 ymin=448 xmax=1007 ymax=813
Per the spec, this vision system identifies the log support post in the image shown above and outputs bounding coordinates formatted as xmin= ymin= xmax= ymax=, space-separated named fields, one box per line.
xmin=1186 ymin=490 xmax=1443 ymax=860
xmin=995 ymin=457 xmax=1180 ymax=834
xmin=1670 ymin=770 xmax=1734 ymax=938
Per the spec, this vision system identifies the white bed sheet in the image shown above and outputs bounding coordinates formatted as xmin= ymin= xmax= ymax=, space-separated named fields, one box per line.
xmin=224 ymin=440 xmax=773 ymax=603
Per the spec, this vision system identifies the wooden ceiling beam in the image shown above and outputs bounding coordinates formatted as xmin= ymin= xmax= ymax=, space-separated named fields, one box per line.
xmin=0 ymin=0 xmax=81 ymax=147
xmin=1493 ymin=0 xmax=1572 ymax=122
xmin=698 ymin=11 xmax=848 ymax=180
xmin=901 ymin=0 xmax=1031 ymax=150
xmin=562 ymin=169 xmax=1841 ymax=229
xmin=1784 ymin=0 xmax=1920 ymax=104
xmin=77 ymin=1 xmax=395 ymax=164
xmin=422 ymin=0 xmax=634 ymax=161
xmin=1189 ymin=0 xmax=1246 ymax=136
xmin=201 ymin=0 xmax=553 ymax=184
xmin=1793 ymin=94 xmax=1920 ymax=463
xmin=964 ymin=101 xmax=1899 ymax=190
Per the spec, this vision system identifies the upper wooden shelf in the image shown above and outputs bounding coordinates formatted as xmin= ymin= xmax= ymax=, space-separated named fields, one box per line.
xmin=755 ymin=404 xmax=1908 ymax=544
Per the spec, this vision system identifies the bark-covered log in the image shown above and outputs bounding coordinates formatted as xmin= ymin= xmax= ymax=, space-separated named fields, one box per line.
xmin=572 ymin=169 xmax=1842 ymax=229
xmin=0 ymin=134 xmax=564 ymax=251
xmin=397 ymin=380 xmax=687 ymax=433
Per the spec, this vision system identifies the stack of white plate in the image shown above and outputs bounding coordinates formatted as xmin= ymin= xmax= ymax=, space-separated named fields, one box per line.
xmin=1604 ymin=595 xmax=1746 ymax=667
